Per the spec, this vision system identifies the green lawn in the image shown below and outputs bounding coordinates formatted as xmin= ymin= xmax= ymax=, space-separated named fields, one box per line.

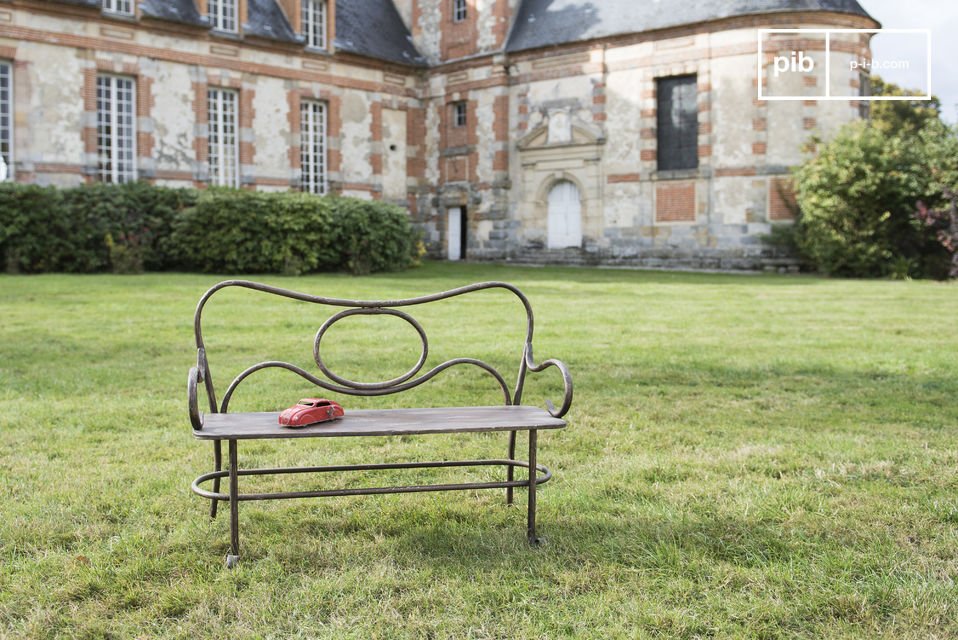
xmin=1 ymin=263 xmax=957 ymax=639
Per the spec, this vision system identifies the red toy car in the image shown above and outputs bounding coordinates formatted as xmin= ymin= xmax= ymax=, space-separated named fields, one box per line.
xmin=278 ymin=398 xmax=345 ymax=428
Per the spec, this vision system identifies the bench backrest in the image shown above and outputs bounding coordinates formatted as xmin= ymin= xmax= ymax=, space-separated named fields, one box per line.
xmin=188 ymin=280 xmax=572 ymax=429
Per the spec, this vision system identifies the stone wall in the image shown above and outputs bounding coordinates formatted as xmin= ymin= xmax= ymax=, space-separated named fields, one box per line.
xmin=2 ymin=1 xmax=875 ymax=271
xmin=0 ymin=3 xmax=425 ymax=198
xmin=415 ymin=17 xmax=870 ymax=271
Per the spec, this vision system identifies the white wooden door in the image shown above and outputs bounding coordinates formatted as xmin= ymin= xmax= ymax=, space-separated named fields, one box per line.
xmin=447 ymin=207 xmax=463 ymax=261
xmin=547 ymin=181 xmax=582 ymax=248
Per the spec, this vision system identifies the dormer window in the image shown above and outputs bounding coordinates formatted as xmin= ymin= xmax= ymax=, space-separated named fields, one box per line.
xmin=302 ymin=0 xmax=327 ymax=49
xmin=102 ymin=0 xmax=133 ymax=16
xmin=452 ymin=0 xmax=467 ymax=22
xmin=209 ymin=0 xmax=238 ymax=33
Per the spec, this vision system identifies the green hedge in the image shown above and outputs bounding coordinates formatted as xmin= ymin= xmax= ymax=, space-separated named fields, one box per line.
xmin=0 ymin=183 xmax=421 ymax=275
xmin=0 ymin=182 xmax=196 ymax=273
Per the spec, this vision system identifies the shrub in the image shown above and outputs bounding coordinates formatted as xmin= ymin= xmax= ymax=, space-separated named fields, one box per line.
xmin=328 ymin=196 xmax=422 ymax=275
xmin=0 ymin=184 xmax=64 ymax=273
xmin=0 ymin=182 xmax=196 ymax=273
xmin=0 ymin=183 xmax=419 ymax=275
xmin=169 ymin=190 xmax=420 ymax=275
xmin=169 ymin=189 xmax=339 ymax=275
xmin=791 ymin=122 xmax=950 ymax=279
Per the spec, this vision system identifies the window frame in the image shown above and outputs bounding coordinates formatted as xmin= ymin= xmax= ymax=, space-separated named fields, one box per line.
xmin=96 ymin=73 xmax=138 ymax=184
xmin=452 ymin=0 xmax=467 ymax=23
xmin=300 ymin=99 xmax=328 ymax=195
xmin=452 ymin=101 xmax=467 ymax=128
xmin=102 ymin=0 xmax=134 ymax=16
xmin=208 ymin=0 xmax=238 ymax=33
xmin=301 ymin=0 xmax=327 ymax=50
xmin=655 ymin=74 xmax=699 ymax=172
xmin=0 ymin=61 xmax=12 ymax=182
xmin=207 ymin=87 xmax=240 ymax=188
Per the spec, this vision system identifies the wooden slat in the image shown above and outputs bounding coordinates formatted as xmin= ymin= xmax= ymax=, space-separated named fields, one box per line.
xmin=192 ymin=406 xmax=566 ymax=440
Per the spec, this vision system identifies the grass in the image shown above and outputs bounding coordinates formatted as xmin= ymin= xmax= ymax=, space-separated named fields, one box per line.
xmin=1 ymin=261 xmax=957 ymax=639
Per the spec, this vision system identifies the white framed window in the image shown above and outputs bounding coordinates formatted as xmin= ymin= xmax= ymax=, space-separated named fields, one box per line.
xmin=208 ymin=88 xmax=240 ymax=188
xmin=302 ymin=0 xmax=327 ymax=49
xmin=96 ymin=74 xmax=137 ymax=184
xmin=102 ymin=0 xmax=134 ymax=16
xmin=452 ymin=0 xmax=467 ymax=22
xmin=0 ymin=61 xmax=12 ymax=182
xmin=300 ymin=100 xmax=327 ymax=195
xmin=209 ymin=0 xmax=237 ymax=33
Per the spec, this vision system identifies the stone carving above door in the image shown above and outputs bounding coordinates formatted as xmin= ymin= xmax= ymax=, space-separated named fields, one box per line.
xmin=517 ymin=111 xmax=606 ymax=151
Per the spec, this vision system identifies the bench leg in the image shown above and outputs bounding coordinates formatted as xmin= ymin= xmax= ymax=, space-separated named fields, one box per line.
xmin=506 ymin=430 xmax=517 ymax=506
xmin=210 ymin=440 xmax=222 ymax=520
xmin=527 ymin=429 xmax=541 ymax=546
xmin=226 ymin=439 xmax=240 ymax=569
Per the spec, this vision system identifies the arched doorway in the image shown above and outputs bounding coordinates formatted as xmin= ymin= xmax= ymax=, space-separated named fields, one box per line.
xmin=547 ymin=180 xmax=582 ymax=249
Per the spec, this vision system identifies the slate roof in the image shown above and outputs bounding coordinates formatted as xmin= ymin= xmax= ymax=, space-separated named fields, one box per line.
xmin=246 ymin=0 xmax=299 ymax=41
xmin=506 ymin=0 xmax=876 ymax=53
xmin=54 ymin=0 xmax=424 ymax=65
xmin=334 ymin=0 xmax=427 ymax=66
xmin=140 ymin=0 xmax=206 ymax=26
xmin=54 ymin=0 xmax=99 ymax=7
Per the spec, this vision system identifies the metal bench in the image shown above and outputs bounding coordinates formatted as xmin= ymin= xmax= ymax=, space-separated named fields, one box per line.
xmin=187 ymin=280 xmax=573 ymax=568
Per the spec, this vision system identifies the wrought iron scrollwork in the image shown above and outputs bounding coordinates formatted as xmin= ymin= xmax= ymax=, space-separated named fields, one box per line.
xmin=523 ymin=344 xmax=574 ymax=419
xmin=190 ymin=279 xmax=573 ymax=424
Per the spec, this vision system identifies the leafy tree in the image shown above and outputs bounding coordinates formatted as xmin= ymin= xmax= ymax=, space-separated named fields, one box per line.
xmin=868 ymin=76 xmax=942 ymax=135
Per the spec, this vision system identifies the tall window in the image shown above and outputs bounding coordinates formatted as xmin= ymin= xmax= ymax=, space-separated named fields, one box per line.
xmin=209 ymin=0 xmax=237 ymax=32
xmin=0 ymin=62 xmax=11 ymax=181
xmin=300 ymin=100 xmax=327 ymax=195
xmin=96 ymin=75 xmax=137 ymax=183
xmin=208 ymin=88 xmax=239 ymax=187
xmin=302 ymin=0 xmax=327 ymax=49
xmin=452 ymin=101 xmax=467 ymax=128
xmin=102 ymin=0 xmax=133 ymax=15
xmin=452 ymin=0 xmax=467 ymax=22
xmin=656 ymin=75 xmax=698 ymax=171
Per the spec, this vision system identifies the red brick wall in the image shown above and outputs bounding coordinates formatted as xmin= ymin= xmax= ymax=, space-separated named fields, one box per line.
xmin=656 ymin=182 xmax=696 ymax=223
xmin=768 ymin=177 xmax=796 ymax=221
xmin=441 ymin=0 xmax=478 ymax=60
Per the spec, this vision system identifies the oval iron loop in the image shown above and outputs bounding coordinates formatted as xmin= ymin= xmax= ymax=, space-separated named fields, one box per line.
xmin=313 ymin=307 xmax=428 ymax=390
xmin=194 ymin=280 xmax=536 ymax=350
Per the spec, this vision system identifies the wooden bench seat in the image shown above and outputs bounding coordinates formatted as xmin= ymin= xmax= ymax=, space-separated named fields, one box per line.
xmin=193 ymin=406 xmax=566 ymax=440
xmin=187 ymin=280 xmax=573 ymax=568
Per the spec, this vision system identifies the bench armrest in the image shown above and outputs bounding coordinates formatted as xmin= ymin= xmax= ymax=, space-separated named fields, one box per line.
xmin=525 ymin=346 xmax=573 ymax=419
xmin=188 ymin=365 xmax=204 ymax=430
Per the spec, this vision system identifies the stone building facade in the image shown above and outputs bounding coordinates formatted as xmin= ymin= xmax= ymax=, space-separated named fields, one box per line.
xmin=0 ymin=0 xmax=877 ymax=268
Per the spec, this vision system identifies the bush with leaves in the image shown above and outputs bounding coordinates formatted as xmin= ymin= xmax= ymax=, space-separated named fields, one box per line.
xmin=1 ymin=183 xmax=419 ymax=275
xmin=789 ymin=122 xmax=952 ymax=278
xmin=0 ymin=184 xmax=64 ymax=272
xmin=170 ymin=190 xmax=420 ymax=275
xmin=169 ymin=189 xmax=339 ymax=275
xmin=0 ymin=182 xmax=196 ymax=273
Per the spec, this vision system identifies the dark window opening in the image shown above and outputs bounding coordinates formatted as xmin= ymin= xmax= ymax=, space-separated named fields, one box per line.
xmin=656 ymin=74 xmax=698 ymax=171
xmin=452 ymin=101 xmax=467 ymax=128
xmin=453 ymin=0 xmax=467 ymax=22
